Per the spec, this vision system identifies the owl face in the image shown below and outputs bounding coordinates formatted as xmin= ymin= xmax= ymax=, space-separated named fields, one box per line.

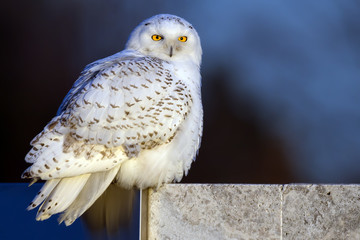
xmin=126 ymin=14 xmax=202 ymax=66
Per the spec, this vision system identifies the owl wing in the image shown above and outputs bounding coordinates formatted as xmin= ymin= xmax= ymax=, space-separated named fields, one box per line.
xmin=22 ymin=53 xmax=192 ymax=180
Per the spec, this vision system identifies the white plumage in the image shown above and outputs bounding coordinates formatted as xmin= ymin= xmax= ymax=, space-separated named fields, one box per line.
xmin=22 ymin=14 xmax=203 ymax=226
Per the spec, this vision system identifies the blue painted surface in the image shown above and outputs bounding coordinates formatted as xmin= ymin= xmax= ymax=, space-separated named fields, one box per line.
xmin=0 ymin=183 xmax=139 ymax=240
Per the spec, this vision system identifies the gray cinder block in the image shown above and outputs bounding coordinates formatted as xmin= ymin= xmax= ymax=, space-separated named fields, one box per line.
xmin=147 ymin=184 xmax=281 ymax=240
xmin=143 ymin=184 xmax=360 ymax=240
xmin=282 ymin=184 xmax=360 ymax=240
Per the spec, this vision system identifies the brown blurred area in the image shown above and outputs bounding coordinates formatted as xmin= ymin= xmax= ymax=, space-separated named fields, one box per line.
xmin=1 ymin=1 xmax=295 ymax=183
xmin=183 ymin=75 xmax=294 ymax=184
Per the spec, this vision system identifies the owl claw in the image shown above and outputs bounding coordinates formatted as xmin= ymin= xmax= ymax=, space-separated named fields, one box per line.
xmin=29 ymin=177 xmax=39 ymax=186
xmin=21 ymin=170 xmax=31 ymax=179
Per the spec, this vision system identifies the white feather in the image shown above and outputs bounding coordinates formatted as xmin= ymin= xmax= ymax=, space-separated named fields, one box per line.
xmin=27 ymin=179 xmax=61 ymax=210
xmin=36 ymin=174 xmax=91 ymax=221
xmin=59 ymin=165 xmax=121 ymax=226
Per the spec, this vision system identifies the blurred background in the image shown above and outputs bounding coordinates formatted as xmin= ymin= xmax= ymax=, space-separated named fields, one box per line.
xmin=3 ymin=0 xmax=360 ymax=184
xmin=2 ymin=0 xmax=360 ymax=239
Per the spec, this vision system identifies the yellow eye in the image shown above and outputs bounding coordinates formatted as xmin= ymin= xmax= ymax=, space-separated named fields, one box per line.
xmin=151 ymin=34 xmax=163 ymax=41
xmin=178 ymin=36 xmax=187 ymax=42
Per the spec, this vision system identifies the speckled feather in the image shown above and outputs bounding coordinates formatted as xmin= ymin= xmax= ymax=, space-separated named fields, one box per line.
xmin=22 ymin=14 xmax=203 ymax=226
xmin=24 ymin=55 xmax=192 ymax=179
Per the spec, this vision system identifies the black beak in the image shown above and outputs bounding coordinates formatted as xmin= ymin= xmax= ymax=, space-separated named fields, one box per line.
xmin=169 ymin=46 xmax=173 ymax=57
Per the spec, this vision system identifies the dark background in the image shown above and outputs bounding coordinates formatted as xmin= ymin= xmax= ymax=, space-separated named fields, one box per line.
xmin=2 ymin=0 xmax=360 ymax=184
xmin=2 ymin=1 xmax=360 ymax=239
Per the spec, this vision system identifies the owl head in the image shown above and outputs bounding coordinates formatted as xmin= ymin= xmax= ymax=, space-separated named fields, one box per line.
xmin=125 ymin=14 xmax=202 ymax=66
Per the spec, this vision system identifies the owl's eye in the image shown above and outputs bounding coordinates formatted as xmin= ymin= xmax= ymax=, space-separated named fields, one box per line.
xmin=178 ymin=36 xmax=187 ymax=42
xmin=151 ymin=34 xmax=163 ymax=41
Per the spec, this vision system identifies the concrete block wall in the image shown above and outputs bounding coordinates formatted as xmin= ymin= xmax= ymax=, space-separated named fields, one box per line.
xmin=141 ymin=184 xmax=360 ymax=240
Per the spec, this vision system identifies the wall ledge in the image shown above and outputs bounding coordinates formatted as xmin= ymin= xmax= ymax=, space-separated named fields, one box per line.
xmin=142 ymin=184 xmax=360 ymax=239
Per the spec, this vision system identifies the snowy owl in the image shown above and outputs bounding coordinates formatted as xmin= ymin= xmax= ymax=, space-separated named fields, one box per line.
xmin=22 ymin=14 xmax=203 ymax=227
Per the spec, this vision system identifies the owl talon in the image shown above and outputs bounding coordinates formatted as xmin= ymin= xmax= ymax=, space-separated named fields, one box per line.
xmin=29 ymin=177 xmax=39 ymax=186
xmin=21 ymin=171 xmax=31 ymax=179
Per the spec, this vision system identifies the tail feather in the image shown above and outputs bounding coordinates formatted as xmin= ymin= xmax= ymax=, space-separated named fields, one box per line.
xmin=27 ymin=179 xmax=61 ymax=210
xmin=36 ymin=174 xmax=91 ymax=221
xmin=58 ymin=165 xmax=121 ymax=226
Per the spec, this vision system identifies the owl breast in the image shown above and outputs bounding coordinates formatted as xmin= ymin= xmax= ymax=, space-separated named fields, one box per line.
xmin=113 ymin=59 xmax=203 ymax=189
